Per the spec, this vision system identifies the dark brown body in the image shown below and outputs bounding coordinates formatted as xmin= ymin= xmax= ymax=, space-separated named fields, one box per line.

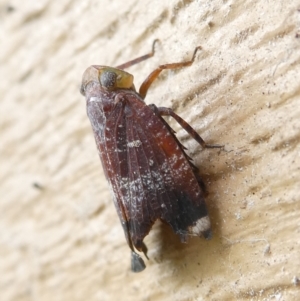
xmin=81 ymin=43 xmax=219 ymax=272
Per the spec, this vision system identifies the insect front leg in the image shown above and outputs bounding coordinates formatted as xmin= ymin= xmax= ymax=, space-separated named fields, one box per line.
xmin=139 ymin=46 xmax=202 ymax=99
xmin=116 ymin=39 xmax=159 ymax=70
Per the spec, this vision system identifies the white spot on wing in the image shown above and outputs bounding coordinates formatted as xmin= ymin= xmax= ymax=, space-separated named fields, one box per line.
xmin=127 ymin=140 xmax=142 ymax=148
xmin=90 ymin=97 xmax=100 ymax=102
xmin=188 ymin=216 xmax=211 ymax=235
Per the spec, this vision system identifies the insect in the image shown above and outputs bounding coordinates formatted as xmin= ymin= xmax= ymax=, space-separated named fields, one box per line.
xmin=80 ymin=40 xmax=221 ymax=272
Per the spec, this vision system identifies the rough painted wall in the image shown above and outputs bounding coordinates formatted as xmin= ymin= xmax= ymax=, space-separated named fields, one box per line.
xmin=1 ymin=1 xmax=299 ymax=300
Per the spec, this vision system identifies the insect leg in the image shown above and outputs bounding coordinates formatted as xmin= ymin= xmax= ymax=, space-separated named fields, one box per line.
xmin=121 ymin=220 xmax=146 ymax=272
xmin=120 ymin=218 xmax=146 ymax=272
xmin=131 ymin=252 xmax=146 ymax=273
xmin=116 ymin=39 xmax=159 ymax=70
xmin=156 ymin=106 xmax=223 ymax=149
xmin=139 ymin=46 xmax=202 ymax=99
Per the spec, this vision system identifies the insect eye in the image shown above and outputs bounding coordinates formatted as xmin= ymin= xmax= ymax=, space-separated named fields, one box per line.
xmin=99 ymin=70 xmax=117 ymax=89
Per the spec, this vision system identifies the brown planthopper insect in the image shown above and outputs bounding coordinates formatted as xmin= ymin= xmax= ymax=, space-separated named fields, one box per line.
xmin=80 ymin=40 xmax=222 ymax=272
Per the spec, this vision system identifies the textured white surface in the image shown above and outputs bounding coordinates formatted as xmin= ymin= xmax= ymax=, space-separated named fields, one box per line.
xmin=1 ymin=0 xmax=300 ymax=300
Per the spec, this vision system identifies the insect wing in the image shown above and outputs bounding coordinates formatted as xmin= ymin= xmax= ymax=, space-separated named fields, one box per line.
xmin=123 ymin=94 xmax=212 ymax=246
xmin=87 ymin=91 xmax=211 ymax=253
